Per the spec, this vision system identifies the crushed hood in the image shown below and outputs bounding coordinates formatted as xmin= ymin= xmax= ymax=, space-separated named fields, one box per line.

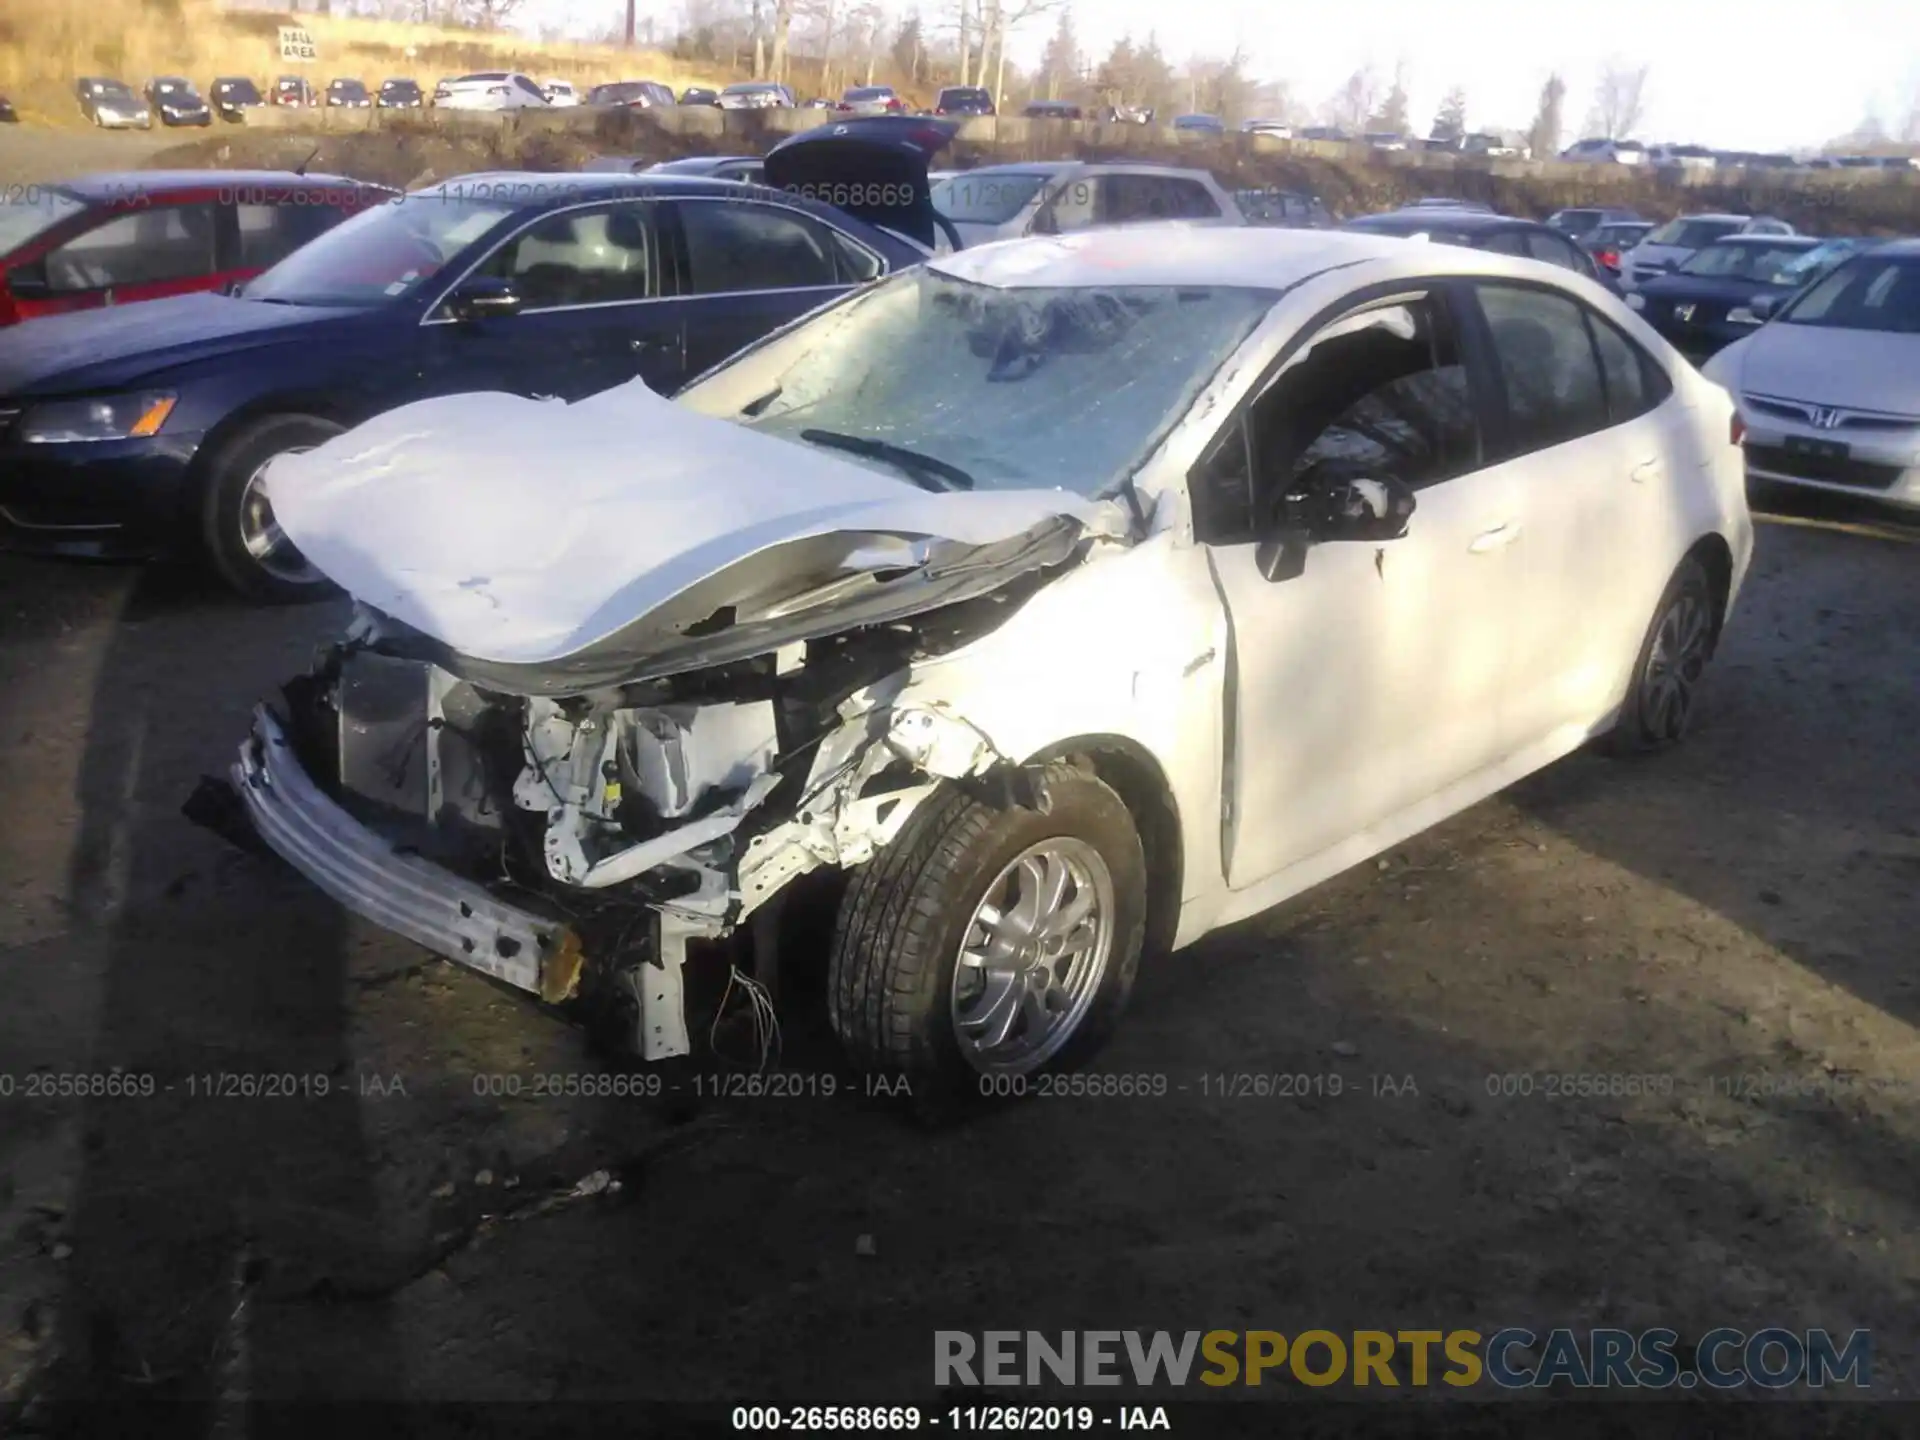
xmin=266 ymin=380 xmax=1128 ymax=679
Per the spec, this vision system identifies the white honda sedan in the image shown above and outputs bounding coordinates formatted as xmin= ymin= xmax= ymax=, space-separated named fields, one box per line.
xmin=222 ymin=227 xmax=1752 ymax=1095
xmin=1704 ymin=240 xmax=1920 ymax=512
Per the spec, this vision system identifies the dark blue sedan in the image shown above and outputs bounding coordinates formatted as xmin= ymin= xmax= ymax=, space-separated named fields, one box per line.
xmin=1624 ymin=234 xmax=1869 ymax=361
xmin=0 ymin=121 xmax=954 ymax=600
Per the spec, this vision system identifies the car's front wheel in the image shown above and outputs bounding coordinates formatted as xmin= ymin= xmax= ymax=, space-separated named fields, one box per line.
xmin=829 ymin=761 xmax=1147 ymax=1099
xmin=1604 ymin=554 xmax=1719 ymax=753
xmin=197 ymin=413 xmax=344 ymax=603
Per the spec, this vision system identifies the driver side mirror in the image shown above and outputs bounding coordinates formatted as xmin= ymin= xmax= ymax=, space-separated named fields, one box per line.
xmin=445 ymin=275 xmax=523 ymax=322
xmin=5 ymin=262 xmax=50 ymax=299
xmin=1747 ymin=293 xmax=1781 ymax=323
xmin=1256 ymin=473 xmax=1418 ymax=582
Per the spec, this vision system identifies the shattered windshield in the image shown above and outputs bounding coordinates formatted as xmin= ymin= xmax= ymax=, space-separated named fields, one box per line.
xmin=677 ymin=268 xmax=1278 ymax=495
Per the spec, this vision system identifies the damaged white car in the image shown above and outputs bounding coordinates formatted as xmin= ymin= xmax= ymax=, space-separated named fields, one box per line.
xmin=206 ymin=225 xmax=1754 ymax=1090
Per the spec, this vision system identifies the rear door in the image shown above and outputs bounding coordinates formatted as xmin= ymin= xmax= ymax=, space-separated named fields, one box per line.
xmin=1463 ymin=280 xmax=1684 ymax=749
xmin=8 ymin=199 xmax=221 ymax=317
xmin=1096 ymin=173 xmax=1224 ymax=227
xmin=665 ymin=195 xmax=874 ymax=379
xmin=424 ymin=198 xmax=684 ymax=400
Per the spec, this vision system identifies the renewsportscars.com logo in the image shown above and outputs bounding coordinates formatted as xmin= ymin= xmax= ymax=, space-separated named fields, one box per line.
xmin=934 ymin=1328 xmax=1872 ymax=1390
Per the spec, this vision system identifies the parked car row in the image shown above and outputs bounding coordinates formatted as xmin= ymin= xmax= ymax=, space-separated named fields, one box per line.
xmin=1561 ymin=137 xmax=1920 ymax=172
xmin=73 ymin=73 xmax=436 ymax=126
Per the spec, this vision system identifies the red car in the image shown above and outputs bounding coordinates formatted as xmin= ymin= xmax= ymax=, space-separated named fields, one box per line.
xmin=0 ymin=171 xmax=393 ymax=327
xmin=271 ymin=75 xmax=318 ymax=108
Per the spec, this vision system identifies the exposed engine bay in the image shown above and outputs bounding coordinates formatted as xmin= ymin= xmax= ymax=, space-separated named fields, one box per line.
xmin=237 ymin=564 xmax=1065 ymax=1062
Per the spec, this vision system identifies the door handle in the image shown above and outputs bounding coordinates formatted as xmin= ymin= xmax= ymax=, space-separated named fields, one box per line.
xmin=1469 ymin=521 xmax=1522 ymax=554
xmin=1630 ymin=458 xmax=1661 ymax=484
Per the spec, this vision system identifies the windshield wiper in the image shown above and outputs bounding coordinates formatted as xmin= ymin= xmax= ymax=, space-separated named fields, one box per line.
xmin=799 ymin=429 xmax=975 ymax=492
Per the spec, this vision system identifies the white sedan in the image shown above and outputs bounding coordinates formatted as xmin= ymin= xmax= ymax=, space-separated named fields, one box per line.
xmin=1704 ymin=240 xmax=1920 ymax=511
xmin=222 ymin=227 xmax=1752 ymax=1093
xmin=431 ymin=71 xmax=551 ymax=110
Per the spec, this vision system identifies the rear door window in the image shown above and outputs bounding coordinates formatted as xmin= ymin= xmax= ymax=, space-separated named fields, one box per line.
xmin=1474 ymin=283 xmax=1612 ymax=455
xmin=1524 ymin=231 xmax=1585 ymax=271
xmin=677 ymin=200 xmax=838 ymax=293
xmin=40 ymin=203 xmax=219 ymax=291
xmin=233 ymin=201 xmax=342 ymax=270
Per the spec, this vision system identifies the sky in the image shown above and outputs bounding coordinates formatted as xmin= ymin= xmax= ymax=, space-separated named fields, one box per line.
xmin=524 ymin=0 xmax=1919 ymax=153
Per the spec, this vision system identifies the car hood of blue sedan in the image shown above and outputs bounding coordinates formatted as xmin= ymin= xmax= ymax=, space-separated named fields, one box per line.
xmin=0 ymin=292 xmax=381 ymax=397
xmin=1633 ymin=273 xmax=1785 ymax=308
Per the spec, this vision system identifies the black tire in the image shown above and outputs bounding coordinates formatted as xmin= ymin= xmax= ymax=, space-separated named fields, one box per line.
xmin=828 ymin=761 xmax=1147 ymax=1101
xmin=1603 ymin=554 xmax=1719 ymax=755
xmin=197 ymin=413 xmax=345 ymax=604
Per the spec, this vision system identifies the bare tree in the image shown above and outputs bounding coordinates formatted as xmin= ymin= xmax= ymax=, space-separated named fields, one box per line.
xmin=1366 ymin=61 xmax=1410 ymax=134
xmin=1527 ymin=71 xmax=1566 ymax=157
xmin=891 ymin=10 xmax=925 ymax=85
xmin=1431 ymin=85 xmax=1467 ymax=142
xmin=769 ymin=0 xmax=797 ymax=84
xmin=1898 ymin=64 xmax=1920 ymax=143
xmin=1038 ymin=5 xmax=1079 ymax=101
xmin=954 ymin=0 xmax=975 ymax=85
xmin=1587 ymin=59 xmax=1650 ymax=140
xmin=967 ymin=0 xmax=1058 ymax=106
xmin=1326 ymin=66 xmax=1379 ymax=133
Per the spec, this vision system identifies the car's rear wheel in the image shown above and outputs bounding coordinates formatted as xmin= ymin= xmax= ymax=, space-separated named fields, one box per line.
xmin=198 ymin=413 xmax=343 ymax=603
xmin=828 ymin=762 xmax=1147 ymax=1100
xmin=1603 ymin=554 xmax=1718 ymax=754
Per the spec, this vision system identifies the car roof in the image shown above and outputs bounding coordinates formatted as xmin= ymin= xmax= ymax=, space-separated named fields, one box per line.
xmin=429 ymin=170 xmax=754 ymax=196
xmin=1354 ymin=210 xmax=1542 ymax=234
xmin=1867 ymin=237 xmax=1920 ymax=257
xmin=1705 ymin=233 xmax=1820 ymax=248
xmin=1668 ymin=213 xmax=1751 ymax=223
xmin=644 ymin=155 xmax=761 ymax=173
xmin=952 ymin=160 xmax=1216 ymax=183
xmin=62 ymin=169 xmax=376 ymax=198
xmin=931 ymin=223 xmax=1566 ymax=292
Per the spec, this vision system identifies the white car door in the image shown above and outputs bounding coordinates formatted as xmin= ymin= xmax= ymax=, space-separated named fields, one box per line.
xmin=1468 ymin=280 xmax=1690 ymax=752
xmin=1193 ymin=285 xmax=1522 ymax=891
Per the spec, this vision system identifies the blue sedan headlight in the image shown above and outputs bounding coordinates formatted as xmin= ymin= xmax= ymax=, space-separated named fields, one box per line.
xmin=20 ymin=392 xmax=177 ymax=444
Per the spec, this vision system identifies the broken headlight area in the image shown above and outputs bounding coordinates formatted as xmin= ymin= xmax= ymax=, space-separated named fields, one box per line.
xmin=210 ymin=578 xmax=1046 ymax=1064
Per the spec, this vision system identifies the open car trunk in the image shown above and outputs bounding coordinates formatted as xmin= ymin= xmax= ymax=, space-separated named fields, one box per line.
xmin=763 ymin=115 xmax=959 ymax=251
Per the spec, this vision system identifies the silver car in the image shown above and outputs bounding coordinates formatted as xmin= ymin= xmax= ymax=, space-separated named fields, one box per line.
xmin=1704 ymin=241 xmax=1920 ymax=511
xmin=1621 ymin=213 xmax=1795 ymax=289
xmin=930 ymin=162 xmax=1244 ymax=246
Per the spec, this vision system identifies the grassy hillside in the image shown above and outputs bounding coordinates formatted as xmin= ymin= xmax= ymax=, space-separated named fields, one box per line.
xmin=149 ymin=111 xmax=1920 ymax=235
xmin=0 ymin=0 xmax=728 ymax=125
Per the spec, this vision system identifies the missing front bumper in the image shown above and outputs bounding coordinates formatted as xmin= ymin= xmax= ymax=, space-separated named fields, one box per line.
xmin=230 ymin=703 xmax=576 ymax=1000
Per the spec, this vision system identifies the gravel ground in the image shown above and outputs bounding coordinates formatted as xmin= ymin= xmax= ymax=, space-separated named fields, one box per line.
xmin=3 ymin=119 xmax=1920 ymax=1429
xmin=0 ymin=124 xmax=178 ymax=184
xmin=0 ymin=487 xmax=1915 ymax=1429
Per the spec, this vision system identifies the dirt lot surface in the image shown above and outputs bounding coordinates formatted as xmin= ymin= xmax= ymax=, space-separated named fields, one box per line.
xmin=0 ymin=472 xmax=1916 ymax=1430
xmin=0 ymin=123 xmax=177 ymax=184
